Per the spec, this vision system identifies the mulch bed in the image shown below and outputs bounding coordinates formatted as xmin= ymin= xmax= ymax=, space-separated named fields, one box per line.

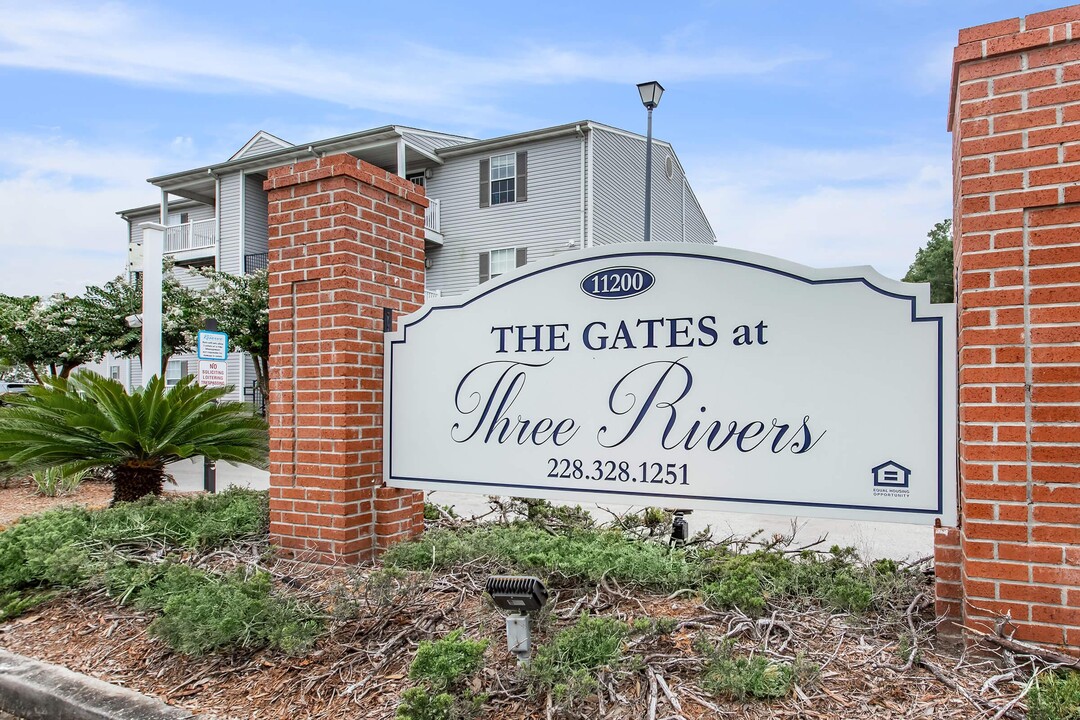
xmin=0 ymin=477 xmax=113 ymax=530
xmin=0 ymin=553 xmax=1043 ymax=720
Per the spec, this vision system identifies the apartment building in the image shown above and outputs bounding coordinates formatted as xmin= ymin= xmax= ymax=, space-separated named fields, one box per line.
xmin=103 ymin=121 xmax=716 ymax=402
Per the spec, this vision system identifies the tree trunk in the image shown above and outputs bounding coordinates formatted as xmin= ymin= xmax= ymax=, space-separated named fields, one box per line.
xmin=60 ymin=362 xmax=81 ymax=378
xmin=254 ymin=354 xmax=270 ymax=398
xmin=108 ymin=463 xmax=167 ymax=504
xmin=26 ymin=363 xmax=42 ymax=384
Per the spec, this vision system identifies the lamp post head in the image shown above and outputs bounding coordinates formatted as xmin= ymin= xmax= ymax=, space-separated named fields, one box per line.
xmin=637 ymin=81 xmax=665 ymax=110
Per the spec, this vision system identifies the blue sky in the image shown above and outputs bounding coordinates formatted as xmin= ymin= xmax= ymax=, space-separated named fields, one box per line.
xmin=0 ymin=0 xmax=1064 ymax=296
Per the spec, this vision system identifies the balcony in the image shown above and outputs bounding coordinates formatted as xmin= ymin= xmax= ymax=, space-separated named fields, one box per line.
xmin=164 ymin=219 xmax=217 ymax=261
xmin=425 ymin=198 xmax=443 ymax=246
xmin=244 ymin=252 xmax=268 ymax=274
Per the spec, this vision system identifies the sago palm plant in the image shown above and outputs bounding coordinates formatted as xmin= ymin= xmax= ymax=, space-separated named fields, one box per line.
xmin=0 ymin=372 xmax=268 ymax=504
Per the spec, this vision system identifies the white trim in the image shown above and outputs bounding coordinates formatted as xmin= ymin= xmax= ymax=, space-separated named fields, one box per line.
xmin=160 ymin=189 xmax=169 ymax=225
xmin=586 ymin=129 xmax=595 ymax=248
xmin=401 ymin=140 xmax=443 ymax=165
xmin=578 ymin=125 xmax=586 ymax=250
xmin=229 ymin=130 xmax=292 ymax=162
xmin=238 ymin=172 xmax=246 ymax=275
xmin=586 ymin=121 xmax=675 ymax=151
xmin=214 ymin=176 xmax=221 ymax=271
xmin=393 ymin=125 xmax=476 ymax=142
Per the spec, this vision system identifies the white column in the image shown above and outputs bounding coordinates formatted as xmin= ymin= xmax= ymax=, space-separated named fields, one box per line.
xmin=140 ymin=222 xmax=167 ymax=387
xmin=396 ymin=139 xmax=407 ymax=178
xmin=159 ymin=189 xmax=170 ymax=225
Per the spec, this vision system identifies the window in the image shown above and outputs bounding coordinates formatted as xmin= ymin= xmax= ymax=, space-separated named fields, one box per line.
xmin=109 ymin=366 xmax=120 ymax=381
xmin=490 ymin=153 xmax=516 ymax=204
xmin=479 ymin=247 xmax=527 ymax=283
xmin=165 ymin=360 xmax=187 ymax=388
xmin=479 ymin=151 xmax=527 ymax=208
xmin=489 ymin=248 xmax=517 ymax=278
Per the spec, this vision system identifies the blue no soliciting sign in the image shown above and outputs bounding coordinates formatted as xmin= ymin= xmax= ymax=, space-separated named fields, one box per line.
xmin=197 ymin=330 xmax=229 ymax=361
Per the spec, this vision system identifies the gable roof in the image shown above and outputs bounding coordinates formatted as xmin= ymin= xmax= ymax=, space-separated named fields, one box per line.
xmin=229 ymin=131 xmax=293 ymax=161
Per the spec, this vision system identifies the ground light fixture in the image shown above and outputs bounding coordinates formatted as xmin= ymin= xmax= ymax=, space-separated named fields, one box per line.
xmin=485 ymin=575 xmax=548 ymax=665
xmin=636 ymin=80 xmax=665 ymax=242
xmin=670 ymin=509 xmax=692 ymax=548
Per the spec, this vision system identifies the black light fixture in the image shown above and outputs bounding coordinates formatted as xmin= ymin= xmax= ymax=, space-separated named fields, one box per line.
xmin=670 ymin=509 xmax=691 ymax=547
xmin=486 ymin=575 xmax=548 ymax=665
xmin=636 ymin=81 xmax=665 ymax=243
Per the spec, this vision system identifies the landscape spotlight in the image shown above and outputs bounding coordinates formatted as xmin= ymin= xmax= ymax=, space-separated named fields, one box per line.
xmin=670 ymin=509 xmax=692 ymax=547
xmin=486 ymin=575 xmax=548 ymax=665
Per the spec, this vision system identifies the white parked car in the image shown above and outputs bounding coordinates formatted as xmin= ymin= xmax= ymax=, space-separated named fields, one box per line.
xmin=0 ymin=381 xmax=35 ymax=404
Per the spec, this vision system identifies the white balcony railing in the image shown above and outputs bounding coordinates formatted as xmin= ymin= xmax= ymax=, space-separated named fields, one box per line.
xmin=425 ymin=198 xmax=441 ymax=234
xmin=164 ymin=219 xmax=217 ymax=254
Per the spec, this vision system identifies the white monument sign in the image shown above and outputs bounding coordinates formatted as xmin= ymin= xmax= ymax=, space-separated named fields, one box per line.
xmin=385 ymin=244 xmax=957 ymax=525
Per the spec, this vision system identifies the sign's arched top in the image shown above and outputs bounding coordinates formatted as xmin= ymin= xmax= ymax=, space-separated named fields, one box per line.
xmin=387 ymin=243 xmax=956 ymax=526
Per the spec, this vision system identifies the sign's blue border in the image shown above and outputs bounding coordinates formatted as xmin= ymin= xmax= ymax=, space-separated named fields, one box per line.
xmin=387 ymin=251 xmax=946 ymax=517
xmin=196 ymin=330 xmax=229 ymax=361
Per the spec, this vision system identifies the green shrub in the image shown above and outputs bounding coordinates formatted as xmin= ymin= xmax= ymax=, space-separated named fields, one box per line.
xmin=1029 ymin=670 xmax=1080 ymax=720
xmin=699 ymin=639 xmax=796 ymax=700
xmin=396 ymin=687 xmax=455 ymax=720
xmin=385 ymin=525 xmax=689 ymax=590
xmin=91 ymin=488 xmax=268 ymax=549
xmin=137 ymin=564 xmax=321 ymax=656
xmin=0 ymin=589 xmax=58 ymax=621
xmin=32 ymin=465 xmax=89 ymax=497
xmin=528 ymin=615 xmax=629 ymax=700
xmin=410 ymin=629 xmax=489 ymax=692
xmin=0 ymin=507 xmax=93 ymax=590
xmin=699 ymin=546 xmax=921 ymax=617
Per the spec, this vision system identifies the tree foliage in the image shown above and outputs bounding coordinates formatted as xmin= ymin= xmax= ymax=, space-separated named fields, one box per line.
xmin=903 ymin=219 xmax=954 ymax=303
xmin=198 ymin=267 xmax=270 ymax=396
xmin=0 ymin=262 xmax=205 ymax=382
xmin=81 ymin=265 xmax=206 ymax=374
xmin=0 ymin=293 xmax=103 ymax=381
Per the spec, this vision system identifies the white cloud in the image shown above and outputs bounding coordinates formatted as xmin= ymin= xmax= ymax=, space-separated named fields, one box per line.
xmin=0 ymin=3 xmax=812 ymax=125
xmin=0 ymin=133 xmax=163 ymax=296
xmin=689 ymin=144 xmax=951 ymax=280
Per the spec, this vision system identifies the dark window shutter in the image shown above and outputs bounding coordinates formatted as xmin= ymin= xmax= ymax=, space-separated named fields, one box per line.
xmin=479 ymin=252 xmax=490 ymax=283
xmin=479 ymin=159 xmax=490 ymax=208
xmin=515 ymin=247 xmax=527 ymax=268
xmin=516 ymin=151 xmax=527 ymax=202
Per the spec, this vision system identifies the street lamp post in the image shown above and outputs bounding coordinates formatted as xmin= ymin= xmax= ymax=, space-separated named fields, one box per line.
xmin=636 ymin=81 xmax=665 ymax=242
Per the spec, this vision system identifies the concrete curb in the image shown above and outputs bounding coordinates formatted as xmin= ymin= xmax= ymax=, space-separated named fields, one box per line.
xmin=0 ymin=649 xmax=198 ymax=720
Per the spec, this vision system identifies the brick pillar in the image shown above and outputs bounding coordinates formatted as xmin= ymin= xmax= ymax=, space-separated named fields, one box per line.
xmin=944 ymin=4 xmax=1080 ymax=651
xmin=265 ymin=154 xmax=427 ymax=563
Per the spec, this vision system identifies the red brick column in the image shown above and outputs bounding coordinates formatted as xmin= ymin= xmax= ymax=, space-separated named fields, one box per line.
xmin=944 ymin=4 xmax=1080 ymax=651
xmin=264 ymin=154 xmax=427 ymax=563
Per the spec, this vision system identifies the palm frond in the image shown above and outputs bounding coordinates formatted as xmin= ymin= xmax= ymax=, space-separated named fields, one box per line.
xmin=0 ymin=370 xmax=268 ymax=478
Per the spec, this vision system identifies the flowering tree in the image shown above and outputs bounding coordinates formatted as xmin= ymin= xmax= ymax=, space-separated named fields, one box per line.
xmin=80 ymin=268 xmax=205 ymax=374
xmin=0 ymin=263 xmax=205 ymax=381
xmin=0 ymin=293 xmax=103 ymax=381
xmin=198 ymin=268 xmax=269 ymax=397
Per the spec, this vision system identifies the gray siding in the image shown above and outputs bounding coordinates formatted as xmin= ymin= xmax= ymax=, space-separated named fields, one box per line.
xmin=244 ymin=174 xmax=269 ymax=264
xmin=218 ymin=172 xmax=242 ymax=275
xmin=590 ymin=127 xmax=714 ymax=246
xmin=238 ymin=136 xmax=289 ymax=158
xmin=424 ymin=134 xmax=583 ymax=297
xmin=402 ymin=131 xmax=472 ymax=156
